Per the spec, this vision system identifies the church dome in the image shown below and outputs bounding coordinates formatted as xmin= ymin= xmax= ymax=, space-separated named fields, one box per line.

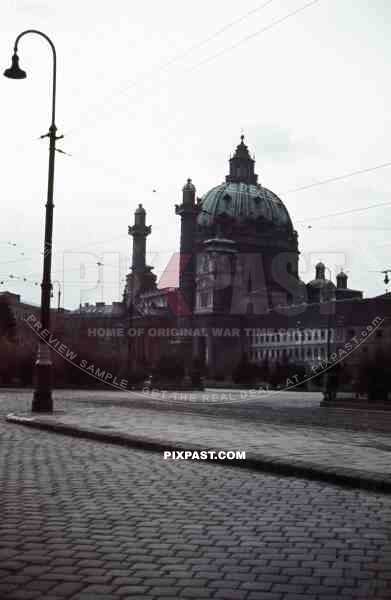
xmin=307 ymin=262 xmax=336 ymax=304
xmin=197 ymin=136 xmax=294 ymax=232
xmin=307 ymin=278 xmax=336 ymax=290
xmin=307 ymin=261 xmax=336 ymax=289
xmin=197 ymin=181 xmax=293 ymax=230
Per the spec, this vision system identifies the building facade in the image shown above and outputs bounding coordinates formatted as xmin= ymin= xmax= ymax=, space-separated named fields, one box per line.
xmin=5 ymin=137 xmax=388 ymax=388
xmin=122 ymin=136 xmax=390 ymax=383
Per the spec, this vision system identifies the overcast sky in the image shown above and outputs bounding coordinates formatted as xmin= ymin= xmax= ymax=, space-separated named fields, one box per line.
xmin=1 ymin=0 xmax=391 ymax=308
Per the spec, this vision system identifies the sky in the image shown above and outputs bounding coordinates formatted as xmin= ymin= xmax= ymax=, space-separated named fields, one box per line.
xmin=1 ymin=0 xmax=391 ymax=308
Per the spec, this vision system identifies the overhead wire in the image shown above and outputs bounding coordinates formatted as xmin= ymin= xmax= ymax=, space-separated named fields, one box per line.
xmin=3 ymin=159 xmax=391 ymax=275
xmin=65 ymin=0 xmax=278 ymax=138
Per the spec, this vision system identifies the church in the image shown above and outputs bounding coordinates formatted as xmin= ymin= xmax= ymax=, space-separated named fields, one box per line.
xmin=122 ymin=135 xmax=390 ymax=385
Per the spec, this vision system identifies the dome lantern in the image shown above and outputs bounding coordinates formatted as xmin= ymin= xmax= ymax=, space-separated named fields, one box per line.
xmin=336 ymin=269 xmax=348 ymax=289
xmin=315 ymin=261 xmax=326 ymax=280
xmin=226 ymin=135 xmax=258 ymax=185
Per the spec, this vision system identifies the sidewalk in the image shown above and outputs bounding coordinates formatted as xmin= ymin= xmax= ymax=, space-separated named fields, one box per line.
xmin=6 ymin=393 xmax=391 ymax=493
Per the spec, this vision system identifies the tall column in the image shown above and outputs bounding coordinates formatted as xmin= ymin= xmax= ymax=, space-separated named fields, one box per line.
xmin=127 ymin=204 xmax=152 ymax=374
xmin=128 ymin=204 xmax=151 ymax=274
xmin=176 ymin=179 xmax=197 ymax=315
xmin=175 ymin=179 xmax=198 ymax=386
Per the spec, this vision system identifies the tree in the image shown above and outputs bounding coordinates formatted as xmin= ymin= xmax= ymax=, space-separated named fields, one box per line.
xmin=155 ymin=354 xmax=184 ymax=383
xmin=190 ymin=356 xmax=205 ymax=387
xmin=324 ymin=361 xmax=342 ymax=401
xmin=0 ymin=298 xmax=16 ymax=341
xmin=0 ymin=299 xmax=18 ymax=384
xmin=233 ymin=353 xmax=258 ymax=384
xmin=356 ymin=346 xmax=391 ymax=401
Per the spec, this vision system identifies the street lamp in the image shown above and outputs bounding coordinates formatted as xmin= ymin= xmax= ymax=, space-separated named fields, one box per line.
xmin=4 ymin=30 xmax=62 ymax=413
xmin=322 ymin=265 xmax=336 ymax=401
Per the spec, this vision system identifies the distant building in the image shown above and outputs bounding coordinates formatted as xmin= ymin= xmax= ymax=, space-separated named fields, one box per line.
xmin=62 ymin=300 xmax=127 ymax=354
xmin=5 ymin=138 xmax=390 ymax=390
xmin=0 ymin=291 xmax=67 ymax=349
xmin=123 ymin=136 xmax=390 ymax=382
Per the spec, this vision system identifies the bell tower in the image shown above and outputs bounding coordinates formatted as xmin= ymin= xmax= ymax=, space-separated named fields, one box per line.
xmin=175 ymin=179 xmax=197 ymax=315
xmin=336 ymin=270 xmax=348 ymax=289
xmin=174 ymin=178 xmax=202 ymax=387
xmin=125 ymin=204 xmax=156 ymax=311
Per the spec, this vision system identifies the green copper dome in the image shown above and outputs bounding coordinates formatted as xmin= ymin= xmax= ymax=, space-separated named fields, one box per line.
xmin=197 ymin=136 xmax=293 ymax=231
xmin=197 ymin=181 xmax=293 ymax=230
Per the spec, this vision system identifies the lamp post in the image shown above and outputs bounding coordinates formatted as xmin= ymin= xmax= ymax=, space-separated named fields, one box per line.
xmin=322 ymin=266 xmax=335 ymax=401
xmin=4 ymin=30 xmax=62 ymax=413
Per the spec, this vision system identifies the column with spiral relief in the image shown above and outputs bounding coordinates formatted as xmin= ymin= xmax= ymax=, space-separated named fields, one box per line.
xmin=175 ymin=179 xmax=201 ymax=388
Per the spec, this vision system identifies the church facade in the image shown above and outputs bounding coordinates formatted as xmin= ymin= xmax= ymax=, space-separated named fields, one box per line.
xmin=123 ymin=137 xmax=391 ymax=384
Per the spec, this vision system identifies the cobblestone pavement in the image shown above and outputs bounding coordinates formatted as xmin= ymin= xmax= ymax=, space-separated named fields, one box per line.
xmin=3 ymin=391 xmax=391 ymax=488
xmin=4 ymin=388 xmax=391 ymax=433
xmin=2 ymin=415 xmax=391 ymax=600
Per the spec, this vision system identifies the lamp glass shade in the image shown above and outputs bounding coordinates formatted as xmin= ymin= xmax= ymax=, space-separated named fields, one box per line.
xmin=4 ymin=53 xmax=26 ymax=79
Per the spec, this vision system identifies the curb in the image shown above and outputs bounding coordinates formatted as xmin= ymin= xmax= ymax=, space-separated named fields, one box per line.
xmin=5 ymin=414 xmax=391 ymax=494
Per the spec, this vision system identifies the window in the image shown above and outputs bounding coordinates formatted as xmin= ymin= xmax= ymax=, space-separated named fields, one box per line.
xmin=199 ymin=254 xmax=209 ymax=273
xmin=199 ymin=292 xmax=209 ymax=307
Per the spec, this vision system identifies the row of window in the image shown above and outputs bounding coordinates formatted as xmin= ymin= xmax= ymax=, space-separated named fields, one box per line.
xmin=13 ymin=310 xmax=35 ymax=321
xmin=252 ymin=329 xmax=335 ymax=345
xmin=250 ymin=346 xmax=329 ymax=362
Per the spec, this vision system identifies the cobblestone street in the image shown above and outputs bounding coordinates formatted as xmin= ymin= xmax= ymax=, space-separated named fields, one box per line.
xmin=1 ymin=392 xmax=391 ymax=599
xmin=4 ymin=390 xmax=391 ymax=489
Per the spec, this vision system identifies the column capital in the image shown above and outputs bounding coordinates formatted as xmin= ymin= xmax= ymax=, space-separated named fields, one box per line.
xmin=128 ymin=224 xmax=152 ymax=237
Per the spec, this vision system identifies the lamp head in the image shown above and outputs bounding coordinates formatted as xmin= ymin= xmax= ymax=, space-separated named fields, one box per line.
xmin=4 ymin=53 xmax=26 ymax=79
